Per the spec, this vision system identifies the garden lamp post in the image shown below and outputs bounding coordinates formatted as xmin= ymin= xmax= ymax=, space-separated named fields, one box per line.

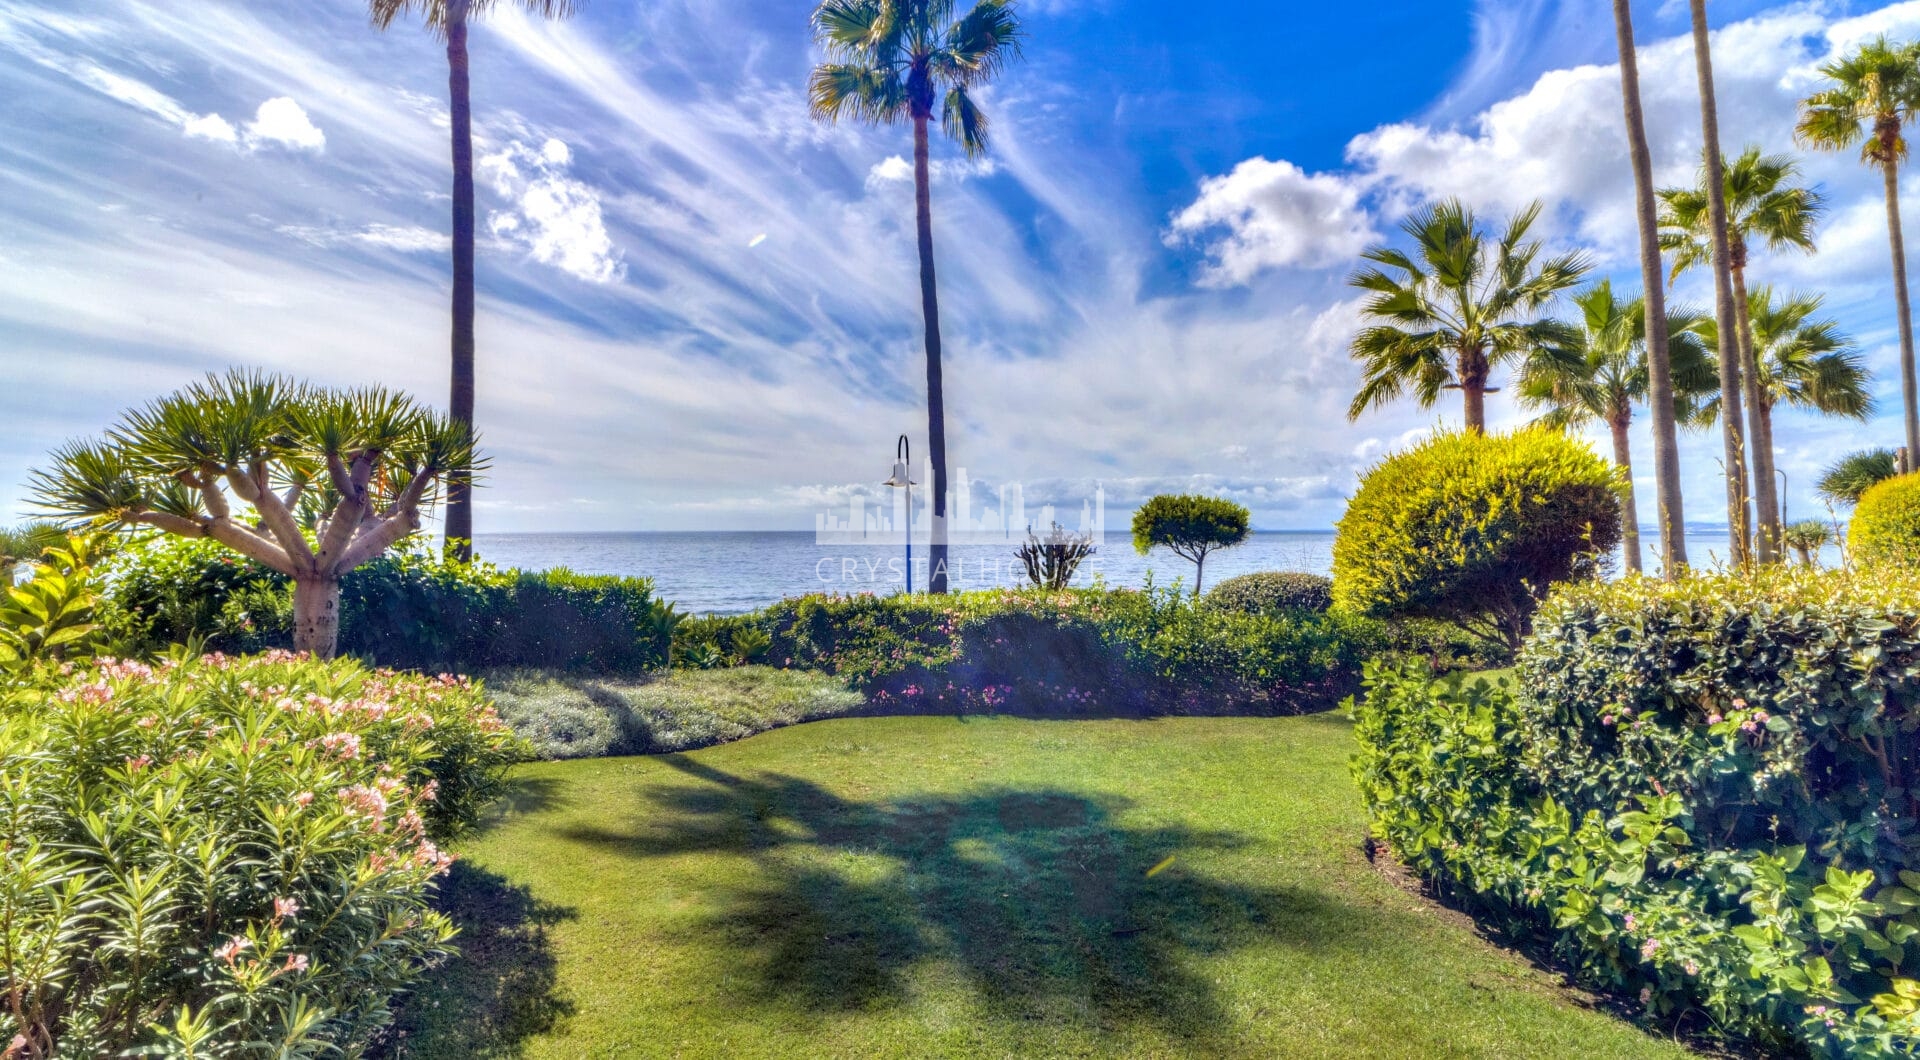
xmin=883 ymin=434 xmax=916 ymax=594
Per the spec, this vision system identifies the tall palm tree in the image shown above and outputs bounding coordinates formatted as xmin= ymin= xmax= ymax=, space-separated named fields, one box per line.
xmin=369 ymin=0 xmax=577 ymax=562
xmin=1517 ymin=281 xmax=1717 ymax=573
xmin=1696 ymin=288 xmax=1872 ymax=447
xmin=1685 ymin=0 xmax=1755 ymax=565
xmin=808 ymin=0 xmax=1023 ymax=595
xmin=1613 ymin=0 xmax=1690 ymax=576
xmin=1798 ymin=36 xmax=1920 ymax=474
xmin=1659 ymin=146 xmax=1825 ymax=553
xmin=1818 ymin=448 xmax=1900 ymax=506
xmin=1347 ymin=199 xmax=1590 ymax=433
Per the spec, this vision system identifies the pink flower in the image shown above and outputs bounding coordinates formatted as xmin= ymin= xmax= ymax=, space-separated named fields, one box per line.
xmin=7 ymin=1034 xmax=27 ymax=1059
xmin=214 ymin=935 xmax=250 ymax=964
xmin=318 ymin=732 xmax=362 ymax=760
xmin=337 ymin=784 xmax=389 ymax=824
xmin=274 ymin=897 xmax=300 ymax=921
xmin=1623 ymin=913 xmax=1637 ymax=932
xmin=1639 ymin=986 xmax=1652 ymax=1005
xmin=294 ymin=792 xmax=315 ymax=808
xmin=283 ymin=953 xmax=310 ymax=974
xmin=1640 ymin=938 xmax=1660 ymax=958
xmin=1706 ymin=713 xmax=1723 ymax=725
xmin=1754 ymin=710 xmax=1770 ymax=723
xmin=124 ymin=755 xmax=152 ymax=772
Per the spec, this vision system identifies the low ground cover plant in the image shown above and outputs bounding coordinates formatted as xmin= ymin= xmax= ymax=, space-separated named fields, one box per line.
xmin=99 ymin=536 xmax=670 ymax=674
xmin=488 ymin=665 xmax=866 ymax=758
xmin=0 ymin=649 xmax=524 ymax=1057
xmin=1351 ymin=567 xmax=1920 ymax=1057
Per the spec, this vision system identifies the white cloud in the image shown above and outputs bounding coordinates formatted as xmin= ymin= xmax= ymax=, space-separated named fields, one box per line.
xmin=480 ymin=137 xmax=625 ymax=284
xmin=863 ymin=154 xmax=1000 ymax=189
xmin=276 ymin=222 xmax=448 ymax=253
xmin=242 ymin=96 xmax=324 ymax=152
xmin=1167 ymin=157 xmax=1379 ymax=283
xmin=182 ymin=112 xmax=237 ymax=144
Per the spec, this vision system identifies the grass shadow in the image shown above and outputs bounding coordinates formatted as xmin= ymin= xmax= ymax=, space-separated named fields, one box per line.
xmin=376 ymin=863 xmax=579 ymax=1058
xmin=550 ymin=753 xmax=1370 ymax=1047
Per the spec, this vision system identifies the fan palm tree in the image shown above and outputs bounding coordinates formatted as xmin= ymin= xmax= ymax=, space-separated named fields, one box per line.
xmin=1818 ymin=448 xmax=1899 ymax=506
xmin=1659 ymin=147 xmax=1825 ymax=551
xmin=369 ymin=0 xmax=578 ymax=562
xmin=1347 ymin=199 xmax=1590 ymax=433
xmin=1684 ymin=0 xmax=1755 ymax=564
xmin=1612 ymin=0 xmax=1690 ymax=576
xmin=808 ymin=0 xmax=1023 ymax=595
xmin=1517 ymin=281 xmax=1717 ymax=573
xmin=1781 ymin=520 xmax=1833 ymax=567
xmin=1798 ymin=36 xmax=1920 ymax=471
xmin=1696 ymin=288 xmax=1872 ymax=444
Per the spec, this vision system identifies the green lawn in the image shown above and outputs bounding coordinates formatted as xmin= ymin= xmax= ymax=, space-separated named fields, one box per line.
xmin=386 ymin=713 xmax=1689 ymax=1059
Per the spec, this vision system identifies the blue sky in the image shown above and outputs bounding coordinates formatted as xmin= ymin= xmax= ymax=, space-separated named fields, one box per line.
xmin=0 ymin=0 xmax=1916 ymax=532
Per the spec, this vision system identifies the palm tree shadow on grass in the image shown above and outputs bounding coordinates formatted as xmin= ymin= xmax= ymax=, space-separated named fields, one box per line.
xmin=377 ymin=783 xmax=578 ymax=1058
xmin=552 ymin=753 xmax=1369 ymax=1048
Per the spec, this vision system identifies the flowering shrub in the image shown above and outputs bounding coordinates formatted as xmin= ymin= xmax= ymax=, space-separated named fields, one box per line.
xmin=0 ymin=650 xmax=524 ymax=1057
xmin=1351 ymin=568 xmax=1920 ymax=1057
xmin=745 ymin=584 xmax=1382 ymax=715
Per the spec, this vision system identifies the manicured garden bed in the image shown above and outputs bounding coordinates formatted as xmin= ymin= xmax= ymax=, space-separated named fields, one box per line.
xmin=384 ymin=713 xmax=1688 ymax=1058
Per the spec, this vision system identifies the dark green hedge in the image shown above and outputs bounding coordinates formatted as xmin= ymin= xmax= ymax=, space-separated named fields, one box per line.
xmin=99 ymin=537 xmax=670 ymax=673
xmin=1352 ymin=568 xmax=1920 ymax=1057
xmin=1204 ymin=571 xmax=1333 ymax=615
xmin=679 ymin=586 xmax=1384 ymax=717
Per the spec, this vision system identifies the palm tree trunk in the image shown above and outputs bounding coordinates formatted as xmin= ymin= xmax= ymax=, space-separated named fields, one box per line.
xmin=1885 ymin=157 xmax=1920 ymax=463
xmin=1687 ymin=0 xmax=1752 ymax=567
xmin=1731 ymin=262 xmax=1779 ymax=560
xmin=1610 ymin=413 xmax=1642 ymax=575
xmin=1460 ymin=347 xmax=1488 ymax=433
xmin=1613 ymin=0 xmax=1687 ymax=577
xmin=912 ymin=113 xmax=950 ymax=594
xmin=443 ymin=0 xmax=476 ymax=562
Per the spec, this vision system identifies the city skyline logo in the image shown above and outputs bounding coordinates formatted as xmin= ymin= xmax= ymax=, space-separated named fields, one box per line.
xmin=814 ymin=460 xmax=1108 ymax=546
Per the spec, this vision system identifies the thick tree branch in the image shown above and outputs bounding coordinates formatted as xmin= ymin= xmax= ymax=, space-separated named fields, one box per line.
xmin=131 ymin=511 xmax=209 ymax=539
xmin=236 ymin=463 xmax=316 ymax=570
xmin=325 ymin=452 xmax=356 ymax=497
xmin=334 ymin=469 xmax=436 ymax=572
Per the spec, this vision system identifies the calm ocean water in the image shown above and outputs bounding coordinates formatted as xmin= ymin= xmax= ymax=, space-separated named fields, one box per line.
xmin=471 ymin=530 xmax=1773 ymax=615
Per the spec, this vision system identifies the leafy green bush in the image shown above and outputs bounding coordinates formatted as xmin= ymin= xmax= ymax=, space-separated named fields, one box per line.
xmin=1352 ymin=568 xmax=1920 ymax=1057
xmin=99 ymin=537 xmax=671 ymax=673
xmin=1332 ymin=427 xmax=1621 ymax=650
xmin=1204 ymin=571 xmax=1333 ymax=615
xmin=487 ymin=666 xmax=865 ymax=758
xmin=1852 ymin=471 xmax=1920 ymax=568
xmin=751 ymin=585 xmax=1382 ymax=716
xmin=0 ymin=650 xmax=524 ymax=1056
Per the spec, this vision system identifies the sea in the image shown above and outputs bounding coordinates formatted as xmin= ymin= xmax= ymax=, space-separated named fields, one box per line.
xmin=470 ymin=529 xmax=1791 ymax=616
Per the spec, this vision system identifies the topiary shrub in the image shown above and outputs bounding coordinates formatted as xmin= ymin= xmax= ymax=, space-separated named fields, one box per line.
xmin=0 ymin=650 xmax=524 ymax=1055
xmin=1851 ymin=471 xmax=1920 ymax=568
xmin=1130 ymin=494 xmax=1251 ymax=597
xmin=1352 ymin=567 xmax=1920 ymax=1057
xmin=1332 ymin=427 xmax=1621 ymax=651
xmin=1205 ymin=571 xmax=1333 ymax=615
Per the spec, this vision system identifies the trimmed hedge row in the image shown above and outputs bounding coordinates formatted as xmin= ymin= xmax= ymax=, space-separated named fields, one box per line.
xmin=98 ymin=537 xmax=671 ymax=673
xmin=1353 ymin=568 xmax=1920 ymax=1057
xmin=679 ymin=586 xmax=1385 ymax=716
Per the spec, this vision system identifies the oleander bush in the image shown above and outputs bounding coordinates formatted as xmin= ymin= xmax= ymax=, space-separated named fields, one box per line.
xmin=0 ymin=650 xmax=524 ymax=1057
xmin=1852 ymin=471 xmax=1920 ymax=568
xmin=1204 ymin=571 xmax=1333 ymax=615
xmin=1351 ymin=568 xmax=1920 ymax=1057
xmin=99 ymin=536 xmax=671 ymax=673
xmin=1333 ymin=427 xmax=1621 ymax=650
xmin=736 ymin=584 xmax=1383 ymax=716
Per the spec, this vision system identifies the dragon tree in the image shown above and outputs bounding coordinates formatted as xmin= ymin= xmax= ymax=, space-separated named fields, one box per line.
xmin=31 ymin=371 xmax=478 ymax=658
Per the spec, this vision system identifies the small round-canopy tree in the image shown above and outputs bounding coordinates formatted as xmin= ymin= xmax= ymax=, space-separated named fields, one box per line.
xmin=30 ymin=371 xmax=477 ymax=659
xmin=1131 ymin=494 xmax=1250 ymax=597
xmin=1332 ymin=428 xmax=1622 ymax=651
